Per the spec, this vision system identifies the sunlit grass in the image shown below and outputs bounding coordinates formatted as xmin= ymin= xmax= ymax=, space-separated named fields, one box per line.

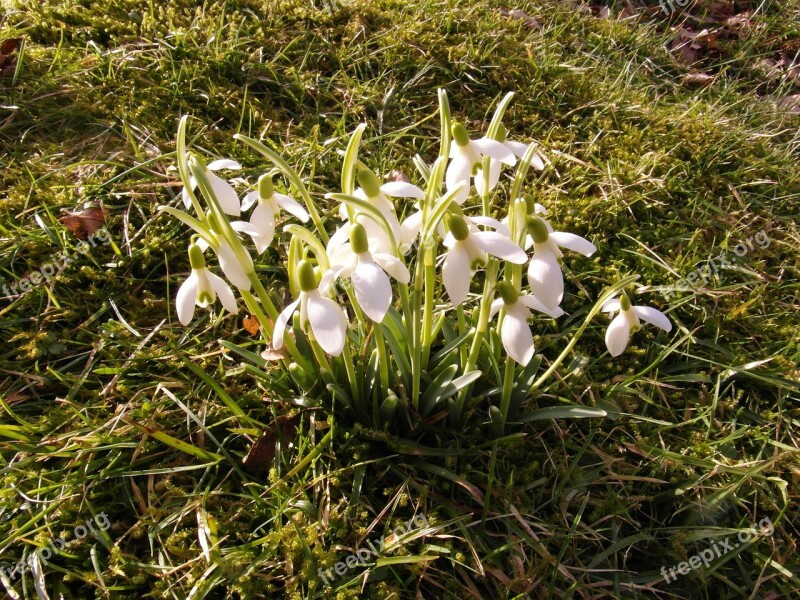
xmin=0 ymin=0 xmax=798 ymax=598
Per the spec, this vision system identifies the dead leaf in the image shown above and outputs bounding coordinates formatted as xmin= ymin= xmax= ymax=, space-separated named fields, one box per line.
xmin=387 ymin=170 xmax=410 ymax=183
xmin=260 ymin=343 xmax=287 ymax=361
xmin=772 ymin=95 xmax=800 ymax=114
xmin=241 ymin=415 xmax=299 ymax=475
xmin=682 ymin=72 xmax=716 ymax=87
xmin=669 ymin=28 xmax=715 ymax=65
xmin=499 ymin=7 xmax=541 ymax=29
xmin=59 ymin=205 xmax=107 ymax=240
xmin=0 ymin=38 xmax=21 ymax=77
xmin=243 ymin=314 xmax=260 ymax=335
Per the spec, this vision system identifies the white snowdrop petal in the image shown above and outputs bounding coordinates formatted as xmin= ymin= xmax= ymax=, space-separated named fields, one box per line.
xmin=605 ymin=313 xmax=631 ymax=357
xmin=217 ymin=243 xmax=252 ymax=290
xmin=473 ymin=138 xmax=516 ymax=165
xmin=241 ymin=190 xmax=259 ymax=212
xmin=442 ymin=244 xmax=470 ymax=306
xmin=633 ymin=306 xmax=672 ymax=332
xmin=353 ymin=260 xmax=393 ymax=322
xmin=307 ymin=293 xmax=348 ymax=356
xmin=320 ymin=264 xmax=347 ymax=296
xmin=251 ymin=203 xmax=276 ymax=228
xmin=208 ymin=172 xmax=241 ymax=216
xmin=527 ymin=248 xmax=563 ymax=310
xmin=176 ymin=272 xmax=199 ymax=326
xmin=469 ymin=216 xmax=510 ymax=236
xmin=549 ymin=231 xmax=596 ymax=256
xmin=473 ymin=231 xmax=527 ymax=264
xmin=274 ymin=193 xmax=310 ymax=222
xmin=489 ymin=298 xmax=505 ymax=319
xmin=207 ymin=272 xmax=238 ymax=314
xmin=207 ymin=159 xmax=242 ymax=171
xmin=273 ymin=298 xmax=300 ymax=350
xmin=326 ymin=223 xmax=351 ymax=256
xmin=518 ymin=294 xmax=565 ymax=318
xmin=373 ymin=253 xmax=411 ymax=284
xmin=501 ymin=304 xmax=535 ymax=365
xmin=602 ymin=298 xmax=621 ymax=313
xmin=399 ymin=210 xmax=423 ymax=250
xmin=504 ymin=140 xmax=529 ymax=158
xmin=446 ymin=153 xmax=472 ymax=196
xmin=380 ymin=181 xmax=426 ymax=200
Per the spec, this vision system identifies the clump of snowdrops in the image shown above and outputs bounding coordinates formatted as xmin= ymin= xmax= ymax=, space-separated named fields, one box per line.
xmin=160 ymin=91 xmax=673 ymax=435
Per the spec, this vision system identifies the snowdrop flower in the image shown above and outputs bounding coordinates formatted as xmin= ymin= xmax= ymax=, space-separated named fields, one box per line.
xmin=182 ymin=159 xmax=242 ymax=217
xmin=502 ymin=198 xmax=551 ymax=249
xmin=526 ymin=217 xmax=597 ymax=311
xmin=236 ymin=175 xmax=309 ymax=253
xmin=339 ymin=169 xmax=425 ymax=254
xmin=193 ymin=215 xmax=254 ymax=291
xmin=475 ymin=125 xmax=545 ymax=197
xmin=322 ymin=223 xmax=410 ymax=322
xmin=446 ymin=122 xmax=516 ymax=203
xmin=175 ymin=242 xmax=238 ymax=326
xmin=442 ymin=214 xmax=528 ymax=306
xmin=602 ymin=292 xmax=672 ymax=357
xmin=490 ymin=282 xmax=565 ymax=365
xmin=273 ymin=260 xmax=348 ymax=356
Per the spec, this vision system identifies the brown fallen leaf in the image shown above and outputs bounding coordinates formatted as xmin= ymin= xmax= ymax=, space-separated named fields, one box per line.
xmin=682 ymin=72 xmax=716 ymax=87
xmin=499 ymin=7 xmax=541 ymax=29
xmin=669 ymin=28 xmax=715 ymax=65
xmin=59 ymin=204 xmax=107 ymax=240
xmin=241 ymin=414 xmax=299 ymax=475
xmin=387 ymin=170 xmax=410 ymax=183
xmin=243 ymin=314 xmax=260 ymax=335
xmin=260 ymin=343 xmax=287 ymax=361
xmin=772 ymin=94 xmax=800 ymax=114
xmin=0 ymin=38 xmax=21 ymax=77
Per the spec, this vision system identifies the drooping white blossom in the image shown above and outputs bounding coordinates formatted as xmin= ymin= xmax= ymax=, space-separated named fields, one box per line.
xmin=322 ymin=223 xmax=410 ymax=323
xmin=175 ymin=243 xmax=238 ymax=325
xmin=446 ymin=122 xmax=516 ymax=203
xmin=236 ymin=174 xmax=309 ymax=253
xmin=441 ymin=214 xmax=527 ymax=306
xmin=182 ymin=159 xmax=242 ymax=216
xmin=273 ymin=260 xmax=349 ymax=356
xmin=526 ymin=217 xmax=597 ymax=310
xmin=490 ymin=282 xmax=565 ymax=365
xmin=602 ymin=293 xmax=672 ymax=357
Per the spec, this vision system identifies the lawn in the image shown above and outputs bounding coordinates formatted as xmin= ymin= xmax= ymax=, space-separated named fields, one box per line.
xmin=0 ymin=0 xmax=798 ymax=598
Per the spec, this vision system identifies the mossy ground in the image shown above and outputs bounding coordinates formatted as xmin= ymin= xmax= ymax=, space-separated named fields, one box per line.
xmin=1 ymin=0 xmax=798 ymax=598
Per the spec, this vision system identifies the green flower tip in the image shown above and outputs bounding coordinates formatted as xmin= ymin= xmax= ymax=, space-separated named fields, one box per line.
xmin=451 ymin=122 xmax=470 ymax=147
xmin=258 ymin=174 xmax=273 ymax=200
xmin=356 ymin=169 xmax=382 ymax=198
xmin=446 ymin=214 xmax=470 ymax=241
xmin=496 ymin=281 xmax=519 ymax=305
xmin=619 ymin=292 xmax=631 ymax=311
xmin=527 ymin=216 xmax=549 ymax=244
xmin=350 ymin=223 xmax=369 ymax=254
xmin=188 ymin=243 xmax=206 ymax=270
xmin=297 ymin=260 xmax=317 ymax=292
